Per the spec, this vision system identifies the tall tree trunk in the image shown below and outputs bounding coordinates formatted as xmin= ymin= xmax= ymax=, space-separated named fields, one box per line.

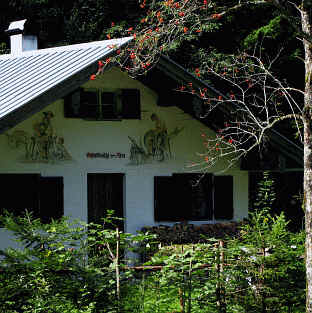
xmin=301 ymin=6 xmax=312 ymax=312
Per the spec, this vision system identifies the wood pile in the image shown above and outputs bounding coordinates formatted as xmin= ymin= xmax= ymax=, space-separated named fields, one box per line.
xmin=141 ymin=221 xmax=244 ymax=245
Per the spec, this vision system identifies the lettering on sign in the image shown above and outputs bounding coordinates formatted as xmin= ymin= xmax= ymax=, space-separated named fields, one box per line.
xmin=86 ymin=152 xmax=126 ymax=159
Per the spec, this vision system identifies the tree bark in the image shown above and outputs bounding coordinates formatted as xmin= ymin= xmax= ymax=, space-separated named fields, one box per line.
xmin=116 ymin=227 xmax=120 ymax=310
xmin=301 ymin=6 xmax=312 ymax=312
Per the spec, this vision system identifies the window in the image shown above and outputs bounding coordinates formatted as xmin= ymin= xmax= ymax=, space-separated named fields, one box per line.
xmin=64 ymin=88 xmax=140 ymax=120
xmin=82 ymin=89 xmax=120 ymax=119
xmin=0 ymin=174 xmax=64 ymax=224
xmin=213 ymin=175 xmax=233 ymax=220
xmin=154 ymin=173 xmax=233 ymax=222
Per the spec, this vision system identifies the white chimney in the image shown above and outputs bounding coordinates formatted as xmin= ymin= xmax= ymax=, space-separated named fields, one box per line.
xmin=6 ymin=19 xmax=38 ymax=55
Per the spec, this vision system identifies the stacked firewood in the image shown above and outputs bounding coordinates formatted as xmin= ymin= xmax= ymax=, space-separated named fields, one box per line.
xmin=141 ymin=221 xmax=244 ymax=245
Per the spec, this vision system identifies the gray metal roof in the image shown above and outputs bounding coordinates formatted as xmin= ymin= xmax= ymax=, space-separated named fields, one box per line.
xmin=0 ymin=37 xmax=132 ymax=122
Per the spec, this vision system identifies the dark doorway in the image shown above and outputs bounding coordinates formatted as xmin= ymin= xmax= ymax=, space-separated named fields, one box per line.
xmin=87 ymin=173 xmax=124 ymax=231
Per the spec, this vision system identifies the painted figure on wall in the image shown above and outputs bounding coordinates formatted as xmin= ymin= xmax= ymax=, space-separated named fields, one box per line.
xmin=5 ymin=111 xmax=72 ymax=163
xmin=129 ymin=113 xmax=183 ymax=165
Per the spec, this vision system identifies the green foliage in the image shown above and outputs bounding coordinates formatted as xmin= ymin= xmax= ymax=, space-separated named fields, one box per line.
xmin=0 ymin=42 xmax=8 ymax=55
xmin=253 ymin=171 xmax=276 ymax=212
xmin=120 ymin=173 xmax=305 ymax=312
xmin=0 ymin=174 xmax=305 ymax=313
xmin=120 ymin=211 xmax=305 ymax=313
xmin=0 ymin=212 xmax=153 ymax=313
xmin=227 ymin=211 xmax=305 ymax=312
xmin=225 ymin=172 xmax=305 ymax=312
xmin=243 ymin=16 xmax=284 ymax=49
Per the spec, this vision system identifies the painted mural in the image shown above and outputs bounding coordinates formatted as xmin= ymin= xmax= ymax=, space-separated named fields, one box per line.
xmin=129 ymin=113 xmax=183 ymax=165
xmin=5 ymin=111 xmax=72 ymax=163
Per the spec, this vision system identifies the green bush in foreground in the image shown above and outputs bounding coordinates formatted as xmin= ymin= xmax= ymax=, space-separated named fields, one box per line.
xmin=0 ymin=212 xmax=153 ymax=313
xmin=0 ymin=205 xmax=305 ymax=312
xmin=121 ymin=211 xmax=305 ymax=313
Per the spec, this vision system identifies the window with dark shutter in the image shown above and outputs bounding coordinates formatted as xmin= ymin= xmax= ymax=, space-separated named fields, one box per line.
xmin=0 ymin=174 xmax=64 ymax=225
xmin=64 ymin=88 xmax=82 ymax=118
xmin=154 ymin=173 xmax=214 ymax=221
xmin=121 ymin=89 xmax=141 ymax=119
xmin=101 ymin=91 xmax=119 ymax=119
xmin=82 ymin=89 xmax=100 ymax=119
xmin=64 ymin=88 xmax=140 ymax=120
xmin=172 ymin=173 xmax=193 ymax=220
xmin=214 ymin=175 xmax=233 ymax=220
xmin=0 ymin=174 xmax=40 ymax=217
xmin=39 ymin=176 xmax=64 ymax=223
xmin=191 ymin=174 xmax=213 ymax=220
xmin=154 ymin=176 xmax=177 ymax=221
xmin=173 ymin=173 xmax=213 ymax=220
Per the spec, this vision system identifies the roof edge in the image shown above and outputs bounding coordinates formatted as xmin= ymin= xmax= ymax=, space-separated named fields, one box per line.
xmin=0 ymin=37 xmax=133 ymax=60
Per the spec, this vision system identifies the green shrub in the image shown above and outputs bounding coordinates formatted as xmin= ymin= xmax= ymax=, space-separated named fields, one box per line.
xmin=120 ymin=211 xmax=305 ymax=313
xmin=0 ymin=212 xmax=153 ymax=313
xmin=0 ymin=171 xmax=305 ymax=313
xmin=119 ymin=173 xmax=305 ymax=313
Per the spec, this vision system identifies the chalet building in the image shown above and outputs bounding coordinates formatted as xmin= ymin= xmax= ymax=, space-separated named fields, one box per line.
xmin=0 ymin=20 xmax=303 ymax=249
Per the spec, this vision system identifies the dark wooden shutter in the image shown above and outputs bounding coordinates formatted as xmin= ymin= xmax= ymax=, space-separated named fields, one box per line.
xmin=39 ymin=177 xmax=64 ymax=223
xmin=64 ymin=89 xmax=82 ymax=118
xmin=214 ymin=176 xmax=233 ymax=220
xmin=154 ymin=176 xmax=177 ymax=221
xmin=81 ymin=89 xmax=99 ymax=119
xmin=0 ymin=174 xmax=40 ymax=217
xmin=121 ymin=89 xmax=141 ymax=119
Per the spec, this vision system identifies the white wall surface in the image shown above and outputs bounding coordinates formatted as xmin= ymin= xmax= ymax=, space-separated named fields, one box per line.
xmin=0 ymin=67 xmax=248 ymax=249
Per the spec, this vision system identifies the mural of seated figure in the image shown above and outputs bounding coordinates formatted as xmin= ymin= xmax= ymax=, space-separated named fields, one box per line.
xmin=6 ymin=111 xmax=72 ymax=163
xmin=129 ymin=113 xmax=183 ymax=165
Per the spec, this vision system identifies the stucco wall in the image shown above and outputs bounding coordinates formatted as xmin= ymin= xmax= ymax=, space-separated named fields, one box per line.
xmin=0 ymin=67 xmax=248 ymax=249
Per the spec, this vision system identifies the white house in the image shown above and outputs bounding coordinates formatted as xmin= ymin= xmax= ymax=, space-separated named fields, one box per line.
xmin=0 ymin=20 xmax=302 ymax=249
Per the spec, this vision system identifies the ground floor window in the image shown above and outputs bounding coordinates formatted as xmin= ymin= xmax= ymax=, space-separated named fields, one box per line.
xmin=154 ymin=173 xmax=233 ymax=222
xmin=0 ymin=174 xmax=63 ymax=224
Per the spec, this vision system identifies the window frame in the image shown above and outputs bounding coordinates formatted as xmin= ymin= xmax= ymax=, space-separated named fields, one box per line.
xmin=154 ymin=173 xmax=233 ymax=222
xmin=64 ymin=88 xmax=141 ymax=120
xmin=0 ymin=173 xmax=64 ymax=225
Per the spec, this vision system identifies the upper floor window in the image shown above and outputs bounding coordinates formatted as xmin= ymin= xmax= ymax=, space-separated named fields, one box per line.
xmin=64 ymin=88 xmax=141 ymax=120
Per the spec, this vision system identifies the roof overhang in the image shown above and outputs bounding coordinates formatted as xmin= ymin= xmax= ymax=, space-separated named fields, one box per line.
xmin=0 ymin=37 xmax=132 ymax=134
